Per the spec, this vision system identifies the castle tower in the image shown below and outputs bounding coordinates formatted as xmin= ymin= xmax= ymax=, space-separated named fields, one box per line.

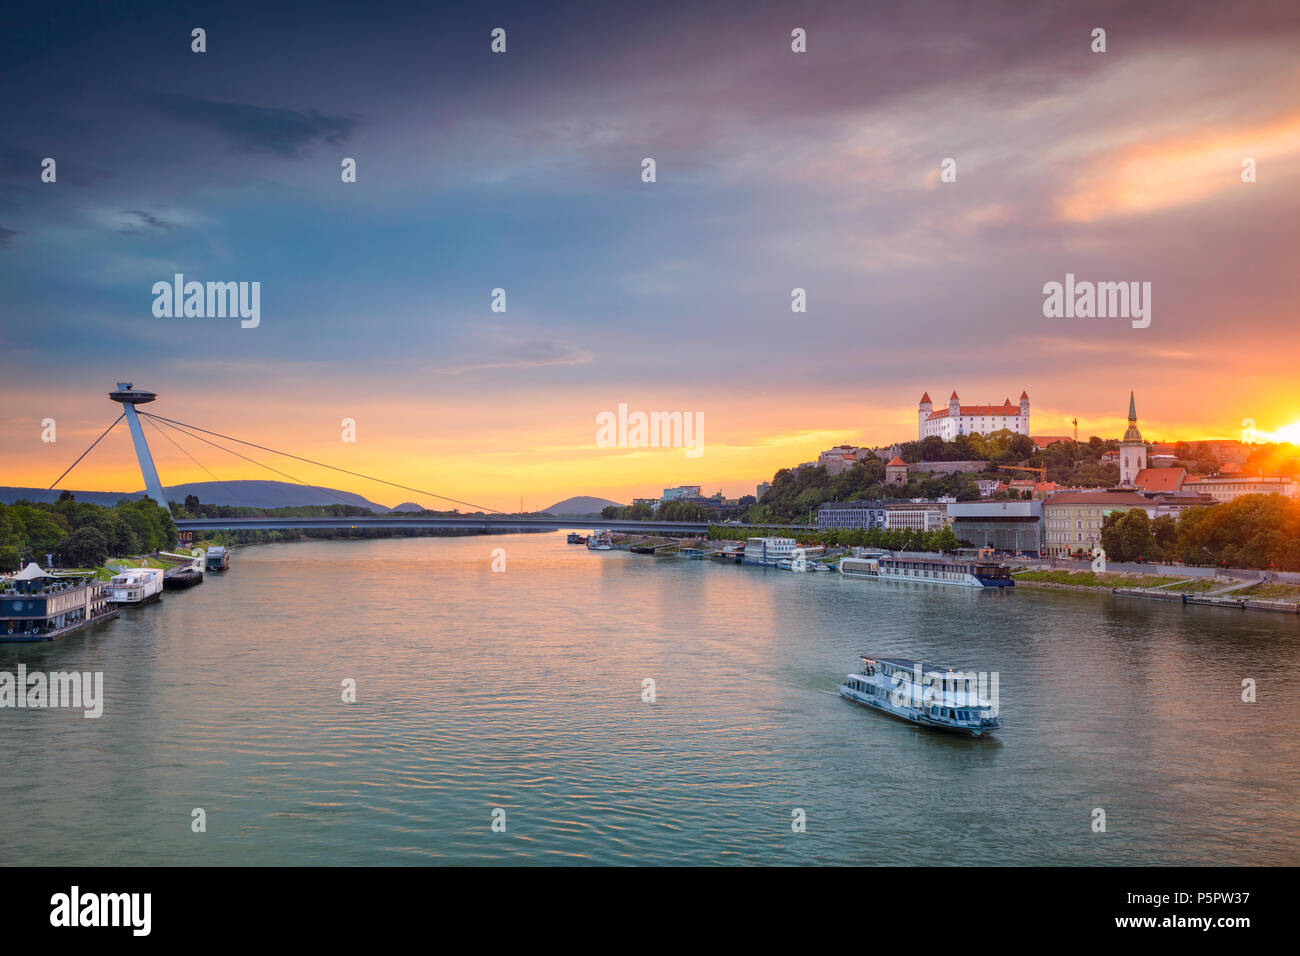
xmin=918 ymin=392 xmax=932 ymax=438
xmin=948 ymin=390 xmax=960 ymax=417
xmin=1119 ymin=391 xmax=1147 ymax=486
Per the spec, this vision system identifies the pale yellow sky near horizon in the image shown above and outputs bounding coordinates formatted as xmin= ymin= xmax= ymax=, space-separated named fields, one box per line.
xmin=2 ymin=387 xmax=1291 ymax=511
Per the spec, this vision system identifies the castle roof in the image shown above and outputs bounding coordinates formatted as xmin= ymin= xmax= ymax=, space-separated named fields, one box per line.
xmin=926 ymin=399 xmax=1022 ymax=420
xmin=919 ymin=392 xmax=931 ymax=403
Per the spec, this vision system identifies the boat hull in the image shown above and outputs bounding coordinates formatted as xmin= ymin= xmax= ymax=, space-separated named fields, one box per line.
xmin=0 ymin=609 xmax=120 ymax=643
xmin=839 ymin=684 xmax=1000 ymax=737
xmin=108 ymin=591 xmax=162 ymax=607
xmin=163 ymin=570 xmax=204 ymax=590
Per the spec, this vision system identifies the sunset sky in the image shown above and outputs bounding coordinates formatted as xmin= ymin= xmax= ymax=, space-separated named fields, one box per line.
xmin=2 ymin=1 xmax=1298 ymax=510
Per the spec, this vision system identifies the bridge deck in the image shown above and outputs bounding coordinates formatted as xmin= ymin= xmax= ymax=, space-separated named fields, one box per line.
xmin=173 ymin=516 xmax=811 ymax=534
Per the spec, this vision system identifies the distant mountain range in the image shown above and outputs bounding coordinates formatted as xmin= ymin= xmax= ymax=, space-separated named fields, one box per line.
xmin=543 ymin=496 xmax=624 ymax=515
xmin=1 ymin=482 xmax=624 ymax=516
xmin=0 ymin=480 xmax=394 ymax=512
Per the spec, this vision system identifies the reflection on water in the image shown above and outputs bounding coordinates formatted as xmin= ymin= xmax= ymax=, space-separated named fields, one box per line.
xmin=2 ymin=534 xmax=1297 ymax=865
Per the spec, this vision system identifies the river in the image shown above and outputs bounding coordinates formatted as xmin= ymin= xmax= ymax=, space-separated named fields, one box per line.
xmin=2 ymin=533 xmax=1296 ymax=865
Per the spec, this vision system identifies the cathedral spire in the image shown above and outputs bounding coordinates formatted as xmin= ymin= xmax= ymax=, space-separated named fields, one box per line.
xmin=1128 ymin=391 xmax=1137 ymax=423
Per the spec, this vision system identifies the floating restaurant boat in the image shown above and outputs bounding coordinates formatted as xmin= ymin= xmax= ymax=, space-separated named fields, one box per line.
xmin=104 ymin=567 xmax=164 ymax=606
xmin=838 ymin=553 xmax=1014 ymax=588
xmin=204 ymin=546 xmax=230 ymax=571
xmin=0 ymin=563 xmax=118 ymax=643
xmin=840 ymin=656 xmax=1002 ymax=737
xmin=586 ymin=531 xmax=613 ymax=551
xmin=709 ymin=545 xmax=744 ymax=564
xmin=566 ymin=533 xmax=588 ymax=545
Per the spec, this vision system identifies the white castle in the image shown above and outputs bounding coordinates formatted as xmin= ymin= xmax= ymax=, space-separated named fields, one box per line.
xmin=918 ymin=390 xmax=1030 ymax=441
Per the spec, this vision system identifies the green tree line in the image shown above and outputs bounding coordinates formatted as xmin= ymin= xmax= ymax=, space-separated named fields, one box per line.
xmin=708 ymin=523 xmax=964 ymax=553
xmin=1100 ymin=494 xmax=1300 ymax=569
xmin=0 ymin=493 xmax=177 ymax=571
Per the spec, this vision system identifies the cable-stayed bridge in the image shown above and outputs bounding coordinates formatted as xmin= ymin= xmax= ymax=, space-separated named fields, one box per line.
xmin=47 ymin=384 xmax=809 ymax=537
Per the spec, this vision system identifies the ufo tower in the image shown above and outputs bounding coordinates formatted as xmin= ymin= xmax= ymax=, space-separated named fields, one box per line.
xmin=108 ymin=383 xmax=167 ymax=506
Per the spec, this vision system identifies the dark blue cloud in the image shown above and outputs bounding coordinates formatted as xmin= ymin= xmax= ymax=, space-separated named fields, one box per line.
xmin=147 ymin=94 xmax=357 ymax=156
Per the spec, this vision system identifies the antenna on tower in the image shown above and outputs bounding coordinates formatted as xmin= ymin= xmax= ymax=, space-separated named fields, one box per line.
xmin=1072 ymin=417 xmax=1078 ymax=442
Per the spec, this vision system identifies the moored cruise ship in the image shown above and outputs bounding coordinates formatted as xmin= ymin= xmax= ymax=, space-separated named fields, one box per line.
xmin=840 ymin=656 xmax=1002 ymax=736
xmin=1 ymin=563 xmax=119 ymax=643
xmin=105 ymin=567 xmax=164 ymax=606
xmin=586 ymin=531 xmax=613 ymax=551
xmin=838 ymin=553 xmax=1013 ymax=588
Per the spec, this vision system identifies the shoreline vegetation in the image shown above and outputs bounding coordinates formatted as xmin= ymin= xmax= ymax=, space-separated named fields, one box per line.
xmin=1012 ymin=568 xmax=1300 ymax=610
xmin=0 ymin=492 xmax=535 ymax=576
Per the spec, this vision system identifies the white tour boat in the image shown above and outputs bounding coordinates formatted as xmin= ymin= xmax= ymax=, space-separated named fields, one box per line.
xmin=586 ymin=531 xmax=614 ymax=551
xmin=840 ymin=656 xmax=1002 ymax=736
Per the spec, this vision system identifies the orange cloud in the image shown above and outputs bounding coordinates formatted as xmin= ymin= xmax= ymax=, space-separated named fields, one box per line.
xmin=1057 ymin=116 xmax=1300 ymax=222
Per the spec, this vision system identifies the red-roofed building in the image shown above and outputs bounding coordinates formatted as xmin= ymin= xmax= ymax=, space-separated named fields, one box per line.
xmin=816 ymin=444 xmax=864 ymax=476
xmin=918 ymin=390 xmax=1030 ymax=440
xmin=885 ymin=456 xmax=908 ymax=485
xmin=1031 ymin=435 xmax=1073 ymax=451
xmin=1134 ymin=467 xmax=1185 ymax=494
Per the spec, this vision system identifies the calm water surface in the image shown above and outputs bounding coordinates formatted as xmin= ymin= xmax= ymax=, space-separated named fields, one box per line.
xmin=3 ymin=534 xmax=1297 ymax=865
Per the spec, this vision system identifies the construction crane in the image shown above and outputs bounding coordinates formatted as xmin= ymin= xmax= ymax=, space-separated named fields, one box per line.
xmin=998 ymin=464 xmax=1046 ymax=478
xmin=997 ymin=463 xmax=1048 ymax=499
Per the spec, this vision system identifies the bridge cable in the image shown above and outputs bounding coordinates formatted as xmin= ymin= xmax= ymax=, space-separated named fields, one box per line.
xmin=45 ymin=414 xmax=124 ymax=492
xmin=143 ymin=415 xmax=370 ymax=510
xmin=138 ymin=411 xmax=505 ymax=514
xmin=140 ymin=414 xmax=253 ymax=506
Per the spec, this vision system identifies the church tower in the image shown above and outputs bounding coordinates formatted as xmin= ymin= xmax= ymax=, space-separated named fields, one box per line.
xmin=1119 ymin=391 xmax=1147 ymax=486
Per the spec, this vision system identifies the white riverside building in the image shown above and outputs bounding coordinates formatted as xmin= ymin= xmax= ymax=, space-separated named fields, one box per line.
xmin=919 ymin=390 xmax=1030 ymax=441
xmin=818 ymin=500 xmax=950 ymax=533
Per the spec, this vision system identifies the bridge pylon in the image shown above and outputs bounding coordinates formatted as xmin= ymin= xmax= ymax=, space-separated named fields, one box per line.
xmin=108 ymin=383 xmax=167 ymax=506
